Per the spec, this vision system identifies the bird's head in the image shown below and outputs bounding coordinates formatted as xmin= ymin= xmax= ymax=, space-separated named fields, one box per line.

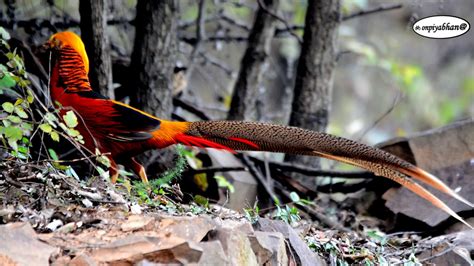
xmin=45 ymin=31 xmax=89 ymax=73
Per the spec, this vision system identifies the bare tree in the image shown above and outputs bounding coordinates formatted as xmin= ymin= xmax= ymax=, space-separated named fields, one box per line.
xmin=79 ymin=0 xmax=113 ymax=98
xmin=128 ymin=0 xmax=177 ymax=172
xmin=227 ymin=0 xmax=280 ymax=121
xmin=285 ymin=0 xmax=341 ymax=187
xmin=129 ymin=0 xmax=177 ymax=119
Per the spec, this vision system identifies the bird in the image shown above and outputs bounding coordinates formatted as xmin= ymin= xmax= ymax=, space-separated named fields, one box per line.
xmin=43 ymin=31 xmax=472 ymax=227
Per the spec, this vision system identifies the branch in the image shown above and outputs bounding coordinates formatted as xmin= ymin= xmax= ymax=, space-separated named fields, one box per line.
xmin=273 ymin=3 xmax=403 ymax=36
xmin=199 ymin=51 xmax=234 ymax=77
xmin=342 ymin=3 xmax=403 ymax=21
xmin=256 ymin=0 xmax=302 ymax=44
xmin=0 ymin=18 xmax=132 ymax=31
xmin=239 ymin=154 xmax=281 ymax=203
xmin=248 ymin=156 xmax=375 ymax=179
xmin=180 ymin=35 xmax=248 ymax=45
xmin=172 ymin=97 xmax=211 ymax=120
xmin=273 ymin=181 xmax=349 ymax=231
xmin=185 ymin=0 xmax=206 ymax=80
xmin=356 ymin=92 xmax=402 ymax=141
xmin=184 ymin=166 xmax=246 ymax=175
xmin=220 ymin=13 xmax=251 ymax=31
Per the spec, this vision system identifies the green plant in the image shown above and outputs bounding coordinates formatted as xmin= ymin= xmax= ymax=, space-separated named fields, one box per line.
xmin=131 ymin=144 xmax=188 ymax=205
xmin=244 ymin=200 xmax=260 ymax=224
xmin=273 ymin=204 xmax=301 ymax=224
xmin=0 ymin=28 xmax=34 ymax=159
xmin=214 ymin=175 xmax=235 ymax=193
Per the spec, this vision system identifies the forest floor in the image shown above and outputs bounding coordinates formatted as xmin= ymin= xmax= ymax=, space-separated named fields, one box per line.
xmin=1 ymin=160 xmax=473 ymax=265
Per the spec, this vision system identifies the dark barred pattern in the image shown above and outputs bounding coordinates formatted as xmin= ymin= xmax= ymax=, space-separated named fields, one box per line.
xmin=187 ymin=120 xmax=417 ymax=175
xmin=57 ymin=46 xmax=92 ymax=92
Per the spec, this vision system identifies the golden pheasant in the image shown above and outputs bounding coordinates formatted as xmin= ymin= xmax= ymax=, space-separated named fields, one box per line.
xmin=44 ymin=31 xmax=472 ymax=227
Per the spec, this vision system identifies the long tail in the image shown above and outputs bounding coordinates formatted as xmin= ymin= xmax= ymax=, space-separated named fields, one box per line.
xmin=168 ymin=120 xmax=473 ymax=227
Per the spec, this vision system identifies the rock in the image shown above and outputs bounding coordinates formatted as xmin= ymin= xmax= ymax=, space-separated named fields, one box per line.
xmin=90 ymin=234 xmax=203 ymax=264
xmin=170 ymin=242 xmax=203 ymax=264
xmin=418 ymin=230 xmax=474 ymax=265
xmin=0 ymin=254 xmax=19 ymax=266
xmin=384 ymin=160 xmax=474 ymax=227
xmin=69 ymin=254 xmax=97 ymax=266
xmin=158 ymin=216 xmax=216 ymax=242
xmin=256 ymin=218 xmax=327 ymax=266
xmin=197 ymin=241 xmax=228 ymax=265
xmin=51 ymin=256 xmax=71 ymax=266
xmin=207 ymin=228 xmax=259 ymax=265
xmin=0 ymin=222 xmax=59 ymax=266
xmin=215 ymin=217 xmax=254 ymax=234
xmin=380 ymin=120 xmax=474 ymax=227
xmin=207 ymin=149 xmax=258 ymax=210
xmin=120 ymin=215 xmax=154 ymax=232
xmin=249 ymin=231 xmax=288 ymax=265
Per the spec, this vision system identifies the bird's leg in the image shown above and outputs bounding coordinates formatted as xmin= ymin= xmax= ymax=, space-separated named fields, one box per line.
xmin=123 ymin=157 xmax=149 ymax=183
xmin=109 ymin=158 xmax=119 ymax=183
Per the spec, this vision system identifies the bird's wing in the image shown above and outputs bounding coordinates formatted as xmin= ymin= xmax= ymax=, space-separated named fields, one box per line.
xmin=80 ymin=99 xmax=162 ymax=142
xmin=105 ymin=100 xmax=162 ymax=142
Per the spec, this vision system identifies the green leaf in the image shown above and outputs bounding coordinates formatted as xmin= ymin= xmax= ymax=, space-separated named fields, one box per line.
xmin=0 ymin=65 xmax=16 ymax=89
xmin=48 ymin=148 xmax=59 ymax=161
xmin=0 ymin=72 xmax=16 ymax=88
xmin=4 ymin=126 xmax=22 ymax=141
xmin=26 ymin=89 xmax=34 ymax=103
xmin=14 ymin=98 xmax=23 ymax=106
xmin=63 ymin=111 xmax=78 ymax=128
xmin=2 ymin=119 xmax=11 ymax=127
xmin=2 ymin=102 xmax=14 ymax=113
xmin=14 ymin=106 xmax=28 ymax=118
xmin=20 ymin=122 xmax=33 ymax=131
xmin=97 ymin=153 xmax=111 ymax=168
xmin=0 ymin=27 xmax=11 ymax=40
xmin=67 ymin=128 xmax=81 ymax=137
xmin=39 ymin=123 xmax=53 ymax=133
xmin=50 ymin=131 xmax=60 ymax=142
xmin=7 ymin=138 xmax=17 ymax=150
xmin=7 ymin=115 xmax=21 ymax=123
xmin=289 ymin=192 xmax=300 ymax=203
xmin=193 ymin=195 xmax=209 ymax=208
xmin=214 ymin=175 xmax=235 ymax=193
xmin=45 ymin=112 xmax=58 ymax=125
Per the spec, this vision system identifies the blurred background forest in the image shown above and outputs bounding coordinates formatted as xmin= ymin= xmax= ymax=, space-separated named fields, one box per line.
xmin=1 ymin=0 xmax=472 ymax=141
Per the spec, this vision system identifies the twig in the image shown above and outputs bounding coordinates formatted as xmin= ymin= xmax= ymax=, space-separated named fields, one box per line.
xmin=274 ymin=3 xmax=403 ymax=36
xmin=248 ymin=156 xmax=375 ymax=179
xmin=273 ymin=181 xmax=349 ymax=231
xmin=220 ymin=13 xmax=251 ymax=31
xmin=180 ymin=35 xmax=248 ymax=45
xmin=343 ymin=4 xmax=403 ymax=21
xmin=172 ymin=97 xmax=211 ymax=120
xmin=0 ymin=17 xmax=133 ymax=31
xmin=239 ymin=154 xmax=280 ymax=203
xmin=256 ymin=0 xmax=302 ymax=44
xmin=198 ymin=51 xmax=234 ymax=77
xmin=357 ymin=92 xmax=402 ymax=141
xmin=184 ymin=166 xmax=246 ymax=175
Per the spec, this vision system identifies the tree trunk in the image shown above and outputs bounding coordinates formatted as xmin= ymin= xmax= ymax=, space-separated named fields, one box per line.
xmin=285 ymin=0 xmax=340 ymax=188
xmin=129 ymin=0 xmax=177 ymax=173
xmin=227 ymin=0 xmax=279 ymax=121
xmin=129 ymin=0 xmax=176 ymax=119
xmin=79 ymin=0 xmax=114 ymax=98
